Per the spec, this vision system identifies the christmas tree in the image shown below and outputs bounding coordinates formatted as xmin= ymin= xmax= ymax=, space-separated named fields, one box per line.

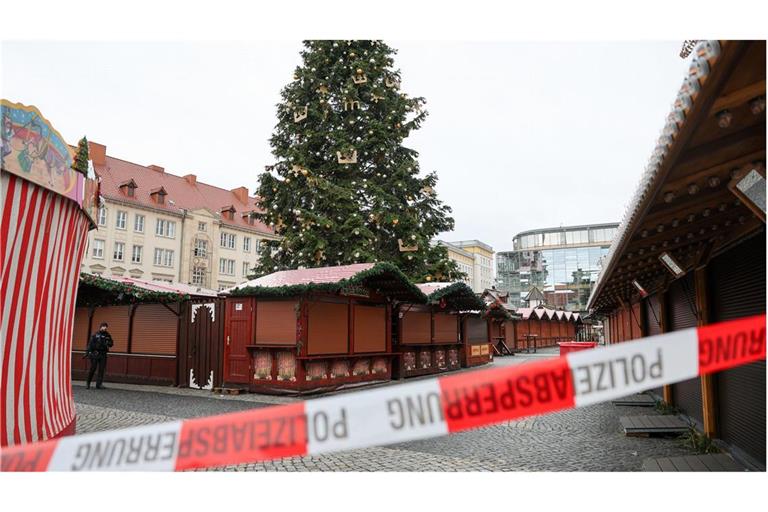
xmin=254 ymin=40 xmax=463 ymax=282
xmin=72 ymin=136 xmax=89 ymax=176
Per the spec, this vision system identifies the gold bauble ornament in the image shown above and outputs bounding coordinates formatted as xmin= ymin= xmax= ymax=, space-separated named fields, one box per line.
xmin=356 ymin=68 xmax=363 ymax=74
xmin=392 ymin=218 xmax=399 ymax=225
xmin=300 ymin=168 xmax=308 ymax=176
xmin=426 ymin=276 xmax=432 ymax=282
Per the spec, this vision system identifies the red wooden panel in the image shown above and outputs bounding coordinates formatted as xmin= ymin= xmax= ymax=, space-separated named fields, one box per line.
xmin=132 ymin=304 xmax=178 ymax=355
xmin=433 ymin=313 xmax=459 ymax=343
xmin=464 ymin=317 xmax=487 ymax=342
xmin=71 ymin=308 xmax=90 ymax=351
xmin=308 ymin=301 xmax=348 ymax=355
xmin=224 ymin=297 xmax=253 ymax=383
xmin=401 ymin=311 xmax=431 ymax=344
xmin=353 ymin=305 xmax=386 ymax=353
xmin=256 ymin=301 xmax=297 ymax=345
xmin=92 ymin=306 xmax=131 ymax=353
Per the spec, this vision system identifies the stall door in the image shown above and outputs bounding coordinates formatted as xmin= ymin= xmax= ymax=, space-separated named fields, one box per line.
xmin=708 ymin=230 xmax=766 ymax=465
xmin=667 ymin=274 xmax=703 ymax=425
xmin=224 ymin=297 xmax=253 ymax=384
xmin=182 ymin=300 xmax=224 ymax=390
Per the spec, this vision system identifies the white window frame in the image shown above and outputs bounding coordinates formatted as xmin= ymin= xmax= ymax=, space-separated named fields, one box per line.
xmin=155 ymin=219 xmax=176 ymax=238
xmin=92 ymin=239 xmax=105 ymax=259
xmin=243 ymin=236 xmax=251 ymax=253
xmin=198 ymin=222 xmax=207 ymax=232
xmin=134 ymin=214 xmax=145 ymax=233
xmin=154 ymin=248 xmax=175 ymax=267
xmin=116 ymin=210 xmax=127 ymax=230
xmin=220 ymin=231 xmax=236 ymax=250
xmin=219 ymin=258 xmax=235 ymax=275
xmin=113 ymin=241 xmax=125 ymax=261
xmin=242 ymin=261 xmax=250 ymax=276
xmin=194 ymin=238 xmax=208 ymax=257
xmin=131 ymin=245 xmax=143 ymax=264
xmin=97 ymin=207 xmax=107 ymax=226
xmin=192 ymin=267 xmax=206 ymax=285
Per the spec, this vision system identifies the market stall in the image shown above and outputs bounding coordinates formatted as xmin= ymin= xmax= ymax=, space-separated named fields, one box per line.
xmin=224 ymin=262 xmax=423 ymax=394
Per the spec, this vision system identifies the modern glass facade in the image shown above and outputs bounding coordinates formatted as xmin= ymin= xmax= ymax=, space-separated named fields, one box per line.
xmin=496 ymin=223 xmax=619 ymax=312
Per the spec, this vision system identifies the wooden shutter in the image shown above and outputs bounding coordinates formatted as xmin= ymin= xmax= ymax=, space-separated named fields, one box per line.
xmin=92 ymin=306 xmax=130 ymax=353
xmin=307 ymin=301 xmax=348 ymax=355
xmin=465 ymin=317 xmax=487 ymax=342
xmin=401 ymin=311 xmax=431 ymax=344
xmin=256 ymin=301 xmax=297 ymax=345
xmin=353 ymin=305 xmax=386 ymax=353
xmin=132 ymin=303 xmax=178 ymax=355
xmin=708 ymin=230 xmax=765 ymax=464
xmin=668 ymin=273 xmax=702 ymax=424
xmin=433 ymin=313 xmax=458 ymax=343
xmin=72 ymin=307 xmax=91 ymax=350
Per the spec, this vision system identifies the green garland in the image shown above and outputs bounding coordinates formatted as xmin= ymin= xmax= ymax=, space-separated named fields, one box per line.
xmin=229 ymin=262 xmax=425 ymax=302
xmin=72 ymin=137 xmax=89 ymax=176
xmin=78 ymin=273 xmax=189 ymax=306
xmin=425 ymin=281 xmax=486 ymax=312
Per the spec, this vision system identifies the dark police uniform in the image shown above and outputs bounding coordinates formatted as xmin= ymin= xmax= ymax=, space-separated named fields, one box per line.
xmin=86 ymin=330 xmax=114 ymax=389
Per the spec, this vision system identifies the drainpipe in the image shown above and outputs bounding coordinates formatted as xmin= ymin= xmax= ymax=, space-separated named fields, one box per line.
xmin=178 ymin=208 xmax=187 ymax=282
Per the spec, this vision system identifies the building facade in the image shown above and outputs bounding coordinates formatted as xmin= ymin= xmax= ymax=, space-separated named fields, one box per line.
xmin=81 ymin=141 xmax=278 ymax=291
xmin=437 ymin=239 xmax=495 ymax=293
xmin=496 ymin=223 xmax=618 ymax=311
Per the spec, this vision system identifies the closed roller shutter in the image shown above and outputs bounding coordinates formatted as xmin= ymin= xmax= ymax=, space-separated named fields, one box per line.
xmin=256 ymin=301 xmax=297 ymax=345
xmin=631 ymin=302 xmax=642 ymax=339
xmin=465 ymin=317 xmax=487 ymax=343
xmin=72 ymin=307 xmax=91 ymax=350
xmin=308 ymin=301 xmax=348 ymax=355
xmin=708 ymin=230 xmax=765 ymax=465
xmin=132 ymin=303 xmax=178 ymax=355
xmin=668 ymin=274 xmax=702 ymax=424
xmin=504 ymin=320 xmax=516 ymax=345
xmin=401 ymin=311 xmax=431 ymax=344
xmin=92 ymin=306 xmax=130 ymax=353
xmin=643 ymin=295 xmax=663 ymax=397
xmin=433 ymin=313 xmax=458 ymax=343
xmin=353 ymin=305 xmax=386 ymax=353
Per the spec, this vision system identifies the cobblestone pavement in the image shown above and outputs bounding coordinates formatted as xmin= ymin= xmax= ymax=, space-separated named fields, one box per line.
xmin=73 ymin=348 xmax=699 ymax=471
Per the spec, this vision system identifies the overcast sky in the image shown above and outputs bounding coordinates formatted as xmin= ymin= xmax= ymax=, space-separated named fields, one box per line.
xmin=1 ymin=41 xmax=691 ymax=252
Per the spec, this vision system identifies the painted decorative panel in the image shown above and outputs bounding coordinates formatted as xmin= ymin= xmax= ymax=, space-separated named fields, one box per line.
xmin=254 ymin=351 xmax=272 ymax=380
xmin=352 ymin=359 xmax=370 ymax=376
xmin=331 ymin=360 xmax=350 ymax=378
xmin=419 ymin=350 xmax=432 ymax=369
xmin=277 ymin=351 xmax=296 ymax=381
xmin=372 ymin=358 xmax=388 ymax=375
xmin=305 ymin=361 xmax=327 ymax=381
xmin=448 ymin=349 xmax=460 ymax=368
xmin=403 ymin=351 xmax=416 ymax=371
xmin=435 ymin=349 xmax=446 ymax=369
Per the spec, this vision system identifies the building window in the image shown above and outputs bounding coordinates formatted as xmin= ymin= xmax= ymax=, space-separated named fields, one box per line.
xmin=92 ymin=239 xmax=105 ymax=259
xmin=155 ymin=219 xmax=176 ymax=238
xmin=198 ymin=222 xmax=207 ymax=232
xmin=243 ymin=237 xmax=251 ymax=253
xmin=97 ymin=207 xmax=107 ymax=226
xmin=113 ymin=242 xmax=125 ymax=261
xmin=131 ymin=245 xmax=143 ymax=264
xmin=134 ymin=214 xmax=145 ymax=233
xmin=242 ymin=262 xmax=251 ymax=276
xmin=154 ymin=248 xmax=174 ymax=267
xmin=192 ymin=267 xmax=206 ymax=286
xmin=219 ymin=258 xmax=235 ymax=275
xmin=194 ymin=239 xmax=208 ymax=257
xmin=218 ymin=282 xmax=234 ymax=292
xmin=126 ymin=186 xmax=134 ymax=197
xmin=220 ymin=232 xmax=236 ymax=249
xmin=115 ymin=210 xmax=127 ymax=230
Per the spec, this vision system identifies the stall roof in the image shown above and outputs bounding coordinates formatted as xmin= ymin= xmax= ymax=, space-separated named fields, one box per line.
xmin=77 ymin=273 xmax=216 ymax=306
xmin=588 ymin=41 xmax=766 ymax=312
xmin=227 ymin=262 xmax=425 ymax=302
xmin=417 ymin=281 xmax=487 ymax=312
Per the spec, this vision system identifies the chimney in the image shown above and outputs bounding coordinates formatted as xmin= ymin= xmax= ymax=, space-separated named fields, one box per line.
xmin=88 ymin=141 xmax=107 ymax=166
xmin=148 ymin=165 xmax=165 ymax=173
xmin=231 ymin=186 xmax=248 ymax=204
xmin=184 ymin=174 xmax=197 ymax=185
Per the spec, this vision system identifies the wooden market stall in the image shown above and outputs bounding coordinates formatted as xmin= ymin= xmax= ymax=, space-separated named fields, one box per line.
xmin=589 ymin=41 xmax=766 ymax=469
xmin=394 ymin=282 xmax=487 ymax=378
xmin=481 ymin=288 xmax=520 ymax=355
xmin=223 ymin=262 xmax=424 ymax=394
xmin=1 ymin=100 xmax=98 ymax=446
xmin=71 ymin=274 xmax=223 ymax=389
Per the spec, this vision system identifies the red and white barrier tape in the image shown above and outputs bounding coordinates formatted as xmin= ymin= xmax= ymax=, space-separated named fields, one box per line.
xmin=1 ymin=315 xmax=764 ymax=472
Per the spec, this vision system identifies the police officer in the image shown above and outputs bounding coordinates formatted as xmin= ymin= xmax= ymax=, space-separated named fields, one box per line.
xmin=86 ymin=322 xmax=114 ymax=389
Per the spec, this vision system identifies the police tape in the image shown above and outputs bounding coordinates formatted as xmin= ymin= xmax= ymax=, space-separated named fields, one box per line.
xmin=1 ymin=314 xmax=764 ymax=472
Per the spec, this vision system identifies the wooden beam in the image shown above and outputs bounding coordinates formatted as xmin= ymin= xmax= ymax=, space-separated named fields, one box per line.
xmin=695 ymin=267 xmax=718 ymax=437
xmin=709 ymin=80 xmax=766 ymax=115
